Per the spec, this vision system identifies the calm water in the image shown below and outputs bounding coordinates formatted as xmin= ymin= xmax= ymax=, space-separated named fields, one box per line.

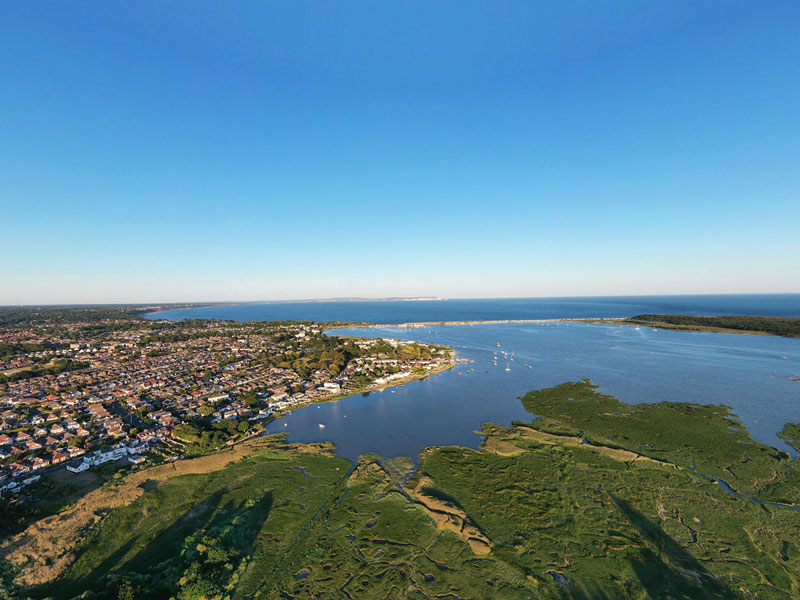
xmin=150 ymin=296 xmax=800 ymax=461
xmin=147 ymin=294 xmax=800 ymax=324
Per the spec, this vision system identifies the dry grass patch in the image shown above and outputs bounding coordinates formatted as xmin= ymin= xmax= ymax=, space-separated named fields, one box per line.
xmin=406 ymin=476 xmax=492 ymax=555
xmin=0 ymin=436 xmax=292 ymax=587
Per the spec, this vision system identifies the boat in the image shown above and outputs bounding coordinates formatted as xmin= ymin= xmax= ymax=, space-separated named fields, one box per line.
xmin=497 ymin=342 xmax=501 ymax=347
xmin=505 ymin=367 xmax=511 ymax=372
xmin=318 ymin=423 xmax=326 ymax=429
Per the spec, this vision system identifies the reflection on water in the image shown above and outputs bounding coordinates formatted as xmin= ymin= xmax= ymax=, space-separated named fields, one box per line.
xmin=270 ymin=322 xmax=800 ymax=461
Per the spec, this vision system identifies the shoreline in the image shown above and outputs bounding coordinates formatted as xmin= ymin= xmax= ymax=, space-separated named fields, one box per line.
xmin=268 ymin=348 xmax=460 ymax=419
xmin=353 ymin=317 xmax=799 ymax=339
xmin=358 ymin=317 xmax=626 ymax=329
xmin=593 ymin=318 xmax=799 ymax=338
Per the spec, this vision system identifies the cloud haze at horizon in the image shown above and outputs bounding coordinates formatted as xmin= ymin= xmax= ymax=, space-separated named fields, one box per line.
xmin=1 ymin=1 xmax=799 ymax=305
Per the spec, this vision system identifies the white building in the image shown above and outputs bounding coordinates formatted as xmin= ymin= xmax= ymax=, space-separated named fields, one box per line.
xmin=66 ymin=459 xmax=89 ymax=473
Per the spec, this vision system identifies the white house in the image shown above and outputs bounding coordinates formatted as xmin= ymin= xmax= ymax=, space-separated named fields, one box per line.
xmin=85 ymin=445 xmax=127 ymax=467
xmin=66 ymin=459 xmax=89 ymax=473
xmin=126 ymin=442 xmax=149 ymax=455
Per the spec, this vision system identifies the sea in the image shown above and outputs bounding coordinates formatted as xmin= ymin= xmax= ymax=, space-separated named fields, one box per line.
xmin=148 ymin=295 xmax=800 ymax=461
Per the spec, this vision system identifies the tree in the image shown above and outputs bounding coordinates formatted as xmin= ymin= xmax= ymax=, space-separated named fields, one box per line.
xmin=117 ymin=578 xmax=138 ymax=600
xmin=237 ymin=420 xmax=249 ymax=433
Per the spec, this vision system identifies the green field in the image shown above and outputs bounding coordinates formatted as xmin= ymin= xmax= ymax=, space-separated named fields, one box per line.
xmin=7 ymin=381 xmax=800 ymax=599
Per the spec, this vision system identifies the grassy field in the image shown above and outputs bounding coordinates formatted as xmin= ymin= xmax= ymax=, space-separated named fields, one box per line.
xmin=518 ymin=380 xmax=798 ymax=501
xmin=6 ymin=382 xmax=800 ymax=599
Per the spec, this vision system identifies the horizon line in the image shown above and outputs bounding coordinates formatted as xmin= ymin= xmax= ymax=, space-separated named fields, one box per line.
xmin=2 ymin=291 xmax=800 ymax=309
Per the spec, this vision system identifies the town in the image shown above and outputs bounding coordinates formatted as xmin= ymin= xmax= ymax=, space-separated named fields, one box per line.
xmin=0 ymin=307 xmax=454 ymax=505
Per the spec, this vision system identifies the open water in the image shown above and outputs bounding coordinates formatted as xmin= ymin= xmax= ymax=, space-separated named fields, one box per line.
xmin=149 ymin=295 xmax=800 ymax=460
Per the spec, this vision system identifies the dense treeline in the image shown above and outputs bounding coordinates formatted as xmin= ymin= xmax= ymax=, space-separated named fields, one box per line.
xmin=628 ymin=314 xmax=800 ymax=337
xmin=0 ymin=305 xmax=145 ymax=326
xmin=264 ymin=332 xmax=445 ymax=380
xmin=0 ymin=304 xmax=365 ymax=330
xmin=0 ymin=342 xmax=67 ymax=359
xmin=173 ymin=418 xmax=255 ymax=455
xmin=0 ymin=359 xmax=90 ymax=383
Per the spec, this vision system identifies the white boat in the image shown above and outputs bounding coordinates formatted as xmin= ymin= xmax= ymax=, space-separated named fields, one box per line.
xmin=318 ymin=423 xmax=326 ymax=429
xmin=505 ymin=367 xmax=511 ymax=372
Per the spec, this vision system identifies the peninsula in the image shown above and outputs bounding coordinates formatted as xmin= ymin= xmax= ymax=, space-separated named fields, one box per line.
xmin=624 ymin=314 xmax=800 ymax=337
xmin=365 ymin=317 xmax=626 ymax=328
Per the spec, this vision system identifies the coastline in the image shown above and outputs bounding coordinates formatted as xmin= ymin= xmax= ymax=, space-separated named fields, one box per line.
xmin=360 ymin=317 xmax=626 ymax=329
xmin=588 ymin=317 xmax=800 ymax=338
xmin=268 ymin=348 xmax=460 ymax=419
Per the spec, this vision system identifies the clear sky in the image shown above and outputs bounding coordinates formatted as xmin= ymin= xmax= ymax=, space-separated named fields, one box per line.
xmin=1 ymin=1 xmax=799 ymax=304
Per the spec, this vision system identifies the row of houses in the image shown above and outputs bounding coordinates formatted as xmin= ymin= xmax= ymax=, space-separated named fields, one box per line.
xmin=66 ymin=441 xmax=149 ymax=473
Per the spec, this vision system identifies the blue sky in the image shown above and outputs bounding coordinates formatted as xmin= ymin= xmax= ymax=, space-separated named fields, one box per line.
xmin=1 ymin=1 xmax=798 ymax=304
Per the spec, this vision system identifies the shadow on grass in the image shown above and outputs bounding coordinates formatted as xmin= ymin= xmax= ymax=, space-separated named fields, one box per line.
xmin=34 ymin=486 xmax=274 ymax=600
xmin=118 ymin=490 xmax=273 ymax=600
xmin=116 ymin=488 xmax=228 ymax=578
xmin=564 ymin=496 xmax=736 ymax=599
xmin=612 ymin=496 xmax=736 ymax=600
xmin=569 ymin=581 xmax=613 ymax=600
xmin=34 ymin=489 xmax=226 ymax=599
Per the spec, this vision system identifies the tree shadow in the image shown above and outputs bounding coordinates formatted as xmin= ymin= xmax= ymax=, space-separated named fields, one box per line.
xmin=117 ymin=488 xmax=228 ymax=577
xmin=570 ymin=580 xmax=614 ymax=600
xmin=611 ymin=495 xmax=736 ymax=599
xmin=107 ymin=488 xmax=273 ymax=599
xmin=200 ymin=492 xmax=274 ymax=556
xmin=35 ymin=533 xmax=139 ymax=599
xmin=33 ymin=489 xmax=228 ymax=600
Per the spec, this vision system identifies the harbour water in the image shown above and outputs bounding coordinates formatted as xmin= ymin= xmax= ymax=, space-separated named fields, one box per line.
xmin=149 ymin=295 xmax=800 ymax=461
xmin=148 ymin=294 xmax=800 ymax=324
